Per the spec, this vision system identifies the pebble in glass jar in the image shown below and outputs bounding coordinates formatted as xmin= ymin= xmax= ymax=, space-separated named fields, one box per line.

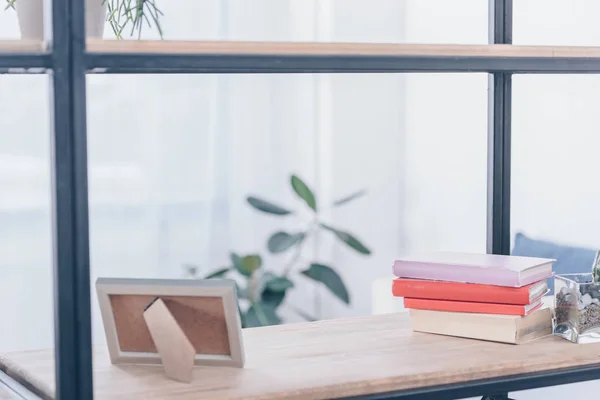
xmin=554 ymin=273 xmax=600 ymax=344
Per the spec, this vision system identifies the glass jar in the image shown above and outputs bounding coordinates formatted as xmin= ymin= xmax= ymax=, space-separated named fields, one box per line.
xmin=554 ymin=273 xmax=600 ymax=344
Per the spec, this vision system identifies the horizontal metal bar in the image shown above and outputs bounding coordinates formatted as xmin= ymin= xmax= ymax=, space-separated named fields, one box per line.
xmin=0 ymin=54 xmax=52 ymax=73
xmin=85 ymin=53 xmax=600 ymax=74
xmin=344 ymin=362 xmax=600 ymax=400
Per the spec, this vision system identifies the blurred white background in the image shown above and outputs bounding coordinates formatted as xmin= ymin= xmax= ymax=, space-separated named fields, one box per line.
xmin=0 ymin=5 xmax=599 ymax=397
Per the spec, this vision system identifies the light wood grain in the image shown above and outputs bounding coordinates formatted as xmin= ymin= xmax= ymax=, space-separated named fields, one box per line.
xmin=86 ymin=39 xmax=600 ymax=58
xmin=2 ymin=313 xmax=600 ymax=400
xmin=5 ymin=39 xmax=600 ymax=59
xmin=0 ymin=40 xmax=45 ymax=53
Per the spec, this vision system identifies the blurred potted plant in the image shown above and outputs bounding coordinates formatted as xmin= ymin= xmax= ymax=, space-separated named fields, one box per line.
xmin=4 ymin=0 xmax=163 ymax=40
xmin=185 ymin=174 xmax=372 ymax=328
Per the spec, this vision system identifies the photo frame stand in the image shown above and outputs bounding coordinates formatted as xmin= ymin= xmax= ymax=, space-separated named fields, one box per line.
xmin=143 ymin=297 xmax=196 ymax=383
xmin=96 ymin=277 xmax=245 ymax=377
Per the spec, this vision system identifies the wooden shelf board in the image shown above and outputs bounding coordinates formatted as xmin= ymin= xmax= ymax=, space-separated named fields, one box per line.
xmin=2 ymin=313 xmax=600 ymax=399
xmin=86 ymin=39 xmax=600 ymax=58
xmin=0 ymin=40 xmax=46 ymax=53
xmin=3 ymin=39 xmax=600 ymax=59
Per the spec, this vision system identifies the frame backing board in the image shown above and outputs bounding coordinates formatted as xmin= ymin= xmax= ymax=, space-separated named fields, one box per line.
xmin=96 ymin=278 xmax=245 ymax=368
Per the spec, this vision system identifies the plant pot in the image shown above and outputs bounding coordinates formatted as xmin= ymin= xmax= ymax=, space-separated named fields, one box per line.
xmin=554 ymin=273 xmax=600 ymax=344
xmin=16 ymin=0 xmax=107 ymax=40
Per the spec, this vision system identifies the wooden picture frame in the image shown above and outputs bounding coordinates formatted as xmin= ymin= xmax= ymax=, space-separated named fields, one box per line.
xmin=96 ymin=277 xmax=245 ymax=370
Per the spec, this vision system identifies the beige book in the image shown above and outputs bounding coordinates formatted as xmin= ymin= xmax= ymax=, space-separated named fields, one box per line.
xmin=409 ymin=306 xmax=553 ymax=344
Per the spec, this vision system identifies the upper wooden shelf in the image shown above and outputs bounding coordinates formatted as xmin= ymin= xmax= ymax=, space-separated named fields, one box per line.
xmin=2 ymin=312 xmax=600 ymax=399
xmin=85 ymin=39 xmax=600 ymax=58
xmin=4 ymin=39 xmax=600 ymax=59
xmin=0 ymin=40 xmax=45 ymax=53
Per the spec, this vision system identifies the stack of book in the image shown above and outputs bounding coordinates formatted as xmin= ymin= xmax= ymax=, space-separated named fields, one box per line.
xmin=392 ymin=252 xmax=555 ymax=344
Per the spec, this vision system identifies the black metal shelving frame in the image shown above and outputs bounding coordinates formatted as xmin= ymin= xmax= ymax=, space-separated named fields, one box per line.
xmin=2 ymin=0 xmax=600 ymax=399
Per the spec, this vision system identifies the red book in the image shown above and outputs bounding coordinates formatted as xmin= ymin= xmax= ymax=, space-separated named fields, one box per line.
xmin=403 ymin=297 xmax=543 ymax=316
xmin=392 ymin=278 xmax=548 ymax=305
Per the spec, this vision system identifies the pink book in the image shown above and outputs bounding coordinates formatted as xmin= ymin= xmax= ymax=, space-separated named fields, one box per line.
xmin=392 ymin=252 xmax=555 ymax=287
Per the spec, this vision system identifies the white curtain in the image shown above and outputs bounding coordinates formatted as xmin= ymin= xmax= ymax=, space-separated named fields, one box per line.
xmin=0 ymin=0 xmax=408 ymax=351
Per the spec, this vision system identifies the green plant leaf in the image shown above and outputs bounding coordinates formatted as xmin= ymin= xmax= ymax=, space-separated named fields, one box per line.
xmin=259 ymin=271 xmax=291 ymax=308
xmin=245 ymin=302 xmax=282 ymax=327
xmin=266 ymin=276 xmax=294 ymax=292
xmin=231 ymin=253 xmax=262 ymax=277
xmin=261 ymin=287 xmax=286 ymax=309
xmin=204 ymin=267 xmax=230 ymax=279
xmin=238 ymin=304 xmax=247 ymax=328
xmin=333 ymin=189 xmax=367 ymax=207
xmin=244 ymin=307 xmax=262 ymax=328
xmin=234 ymin=282 xmax=248 ymax=300
xmin=301 ymin=263 xmax=350 ymax=304
xmin=241 ymin=255 xmax=262 ymax=275
xmin=246 ymin=196 xmax=293 ymax=216
xmin=261 ymin=270 xmax=277 ymax=282
xmin=290 ymin=175 xmax=317 ymax=212
xmin=267 ymin=231 xmax=306 ymax=254
xmin=319 ymin=223 xmax=371 ymax=255
xmin=230 ymin=252 xmax=242 ymax=268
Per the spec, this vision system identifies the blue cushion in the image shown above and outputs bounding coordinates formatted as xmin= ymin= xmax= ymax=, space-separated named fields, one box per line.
xmin=511 ymin=232 xmax=596 ymax=294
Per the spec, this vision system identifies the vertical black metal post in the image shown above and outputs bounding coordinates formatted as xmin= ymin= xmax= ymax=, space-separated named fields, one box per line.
xmin=487 ymin=0 xmax=512 ymax=256
xmin=48 ymin=0 xmax=93 ymax=397
xmin=484 ymin=0 xmax=513 ymax=394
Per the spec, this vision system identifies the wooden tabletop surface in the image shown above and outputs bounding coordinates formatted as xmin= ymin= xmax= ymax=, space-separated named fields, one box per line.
xmin=1 ymin=313 xmax=600 ymax=400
